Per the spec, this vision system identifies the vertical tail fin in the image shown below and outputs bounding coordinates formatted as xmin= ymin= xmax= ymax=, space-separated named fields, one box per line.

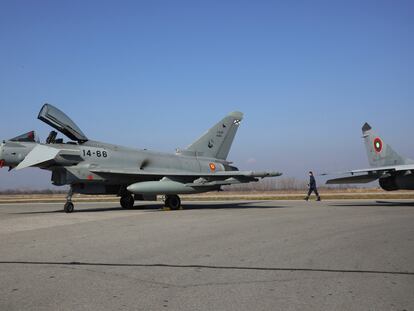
xmin=184 ymin=111 xmax=243 ymax=160
xmin=362 ymin=123 xmax=412 ymax=167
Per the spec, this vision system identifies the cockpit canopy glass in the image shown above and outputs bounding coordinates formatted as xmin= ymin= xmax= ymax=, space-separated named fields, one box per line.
xmin=10 ymin=131 xmax=36 ymax=142
xmin=38 ymin=104 xmax=88 ymax=142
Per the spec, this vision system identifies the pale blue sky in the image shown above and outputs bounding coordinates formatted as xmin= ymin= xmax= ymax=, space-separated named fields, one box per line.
xmin=0 ymin=0 xmax=413 ymax=189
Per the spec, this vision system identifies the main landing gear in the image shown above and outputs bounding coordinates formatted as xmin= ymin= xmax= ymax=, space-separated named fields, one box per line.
xmin=164 ymin=195 xmax=181 ymax=210
xmin=64 ymin=187 xmax=74 ymax=213
xmin=120 ymin=194 xmax=135 ymax=209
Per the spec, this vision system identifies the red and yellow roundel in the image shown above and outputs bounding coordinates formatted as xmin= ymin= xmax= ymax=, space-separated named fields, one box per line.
xmin=209 ymin=163 xmax=216 ymax=171
xmin=373 ymin=137 xmax=383 ymax=153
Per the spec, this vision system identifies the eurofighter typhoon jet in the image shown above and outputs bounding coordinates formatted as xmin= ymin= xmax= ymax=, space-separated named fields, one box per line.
xmin=326 ymin=123 xmax=414 ymax=190
xmin=0 ymin=104 xmax=281 ymax=213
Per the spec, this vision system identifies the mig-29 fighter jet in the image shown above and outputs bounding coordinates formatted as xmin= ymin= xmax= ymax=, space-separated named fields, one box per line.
xmin=326 ymin=123 xmax=414 ymax=190
xmin=0 ymin=104 xmax=281 ymax=213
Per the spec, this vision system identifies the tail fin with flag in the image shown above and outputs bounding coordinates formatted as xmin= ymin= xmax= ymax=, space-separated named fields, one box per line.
xmin=182 ymin=111 xmax=243 ymax=160
xmin=362 ymin=123 xmax=413 ymax=167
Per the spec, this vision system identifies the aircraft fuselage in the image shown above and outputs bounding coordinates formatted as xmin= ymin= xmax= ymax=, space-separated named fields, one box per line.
xmin=0 ymin=139 xmax=234 ymax=195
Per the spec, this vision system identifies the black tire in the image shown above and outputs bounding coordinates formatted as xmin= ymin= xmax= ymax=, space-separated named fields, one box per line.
xmin=120 ymin=195 xmax=134 ymax=209
xmin=64 ymin=202 xmax=74 ymax=213
xmin=166 ymin=195 xmax=181 ymax=210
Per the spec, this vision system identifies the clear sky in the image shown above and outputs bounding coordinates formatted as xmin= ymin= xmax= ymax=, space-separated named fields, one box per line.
xmin=0 ymin=0 xmax=413 ymax=189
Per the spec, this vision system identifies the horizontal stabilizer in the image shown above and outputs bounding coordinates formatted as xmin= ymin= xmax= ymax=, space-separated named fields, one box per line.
xmin=326 ymin=174 xmax=379 ymax=184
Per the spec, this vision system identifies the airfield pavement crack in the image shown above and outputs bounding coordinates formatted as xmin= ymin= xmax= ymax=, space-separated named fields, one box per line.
xmin=0 ymin=261 xmax=413 ymax=276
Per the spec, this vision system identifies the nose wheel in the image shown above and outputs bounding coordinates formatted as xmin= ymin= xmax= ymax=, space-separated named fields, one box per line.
xmin=64 ymin=187 xmax=74 ymax=213
xmin=120 ymin=194 xmax=135 ymax=209
xmin=164 ymin=195 xmax=181 ymax=210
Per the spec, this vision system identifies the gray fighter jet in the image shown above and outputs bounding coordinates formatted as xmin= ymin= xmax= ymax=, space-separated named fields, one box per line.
xmin=326 ymin=123 xmax=414 ymax=190
xmin=0 ymin=104 xmax=281 ymax=212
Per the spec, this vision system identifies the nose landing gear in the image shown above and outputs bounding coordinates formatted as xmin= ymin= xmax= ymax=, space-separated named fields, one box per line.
xmin=64 ymin=187 xmax=74 ymax=213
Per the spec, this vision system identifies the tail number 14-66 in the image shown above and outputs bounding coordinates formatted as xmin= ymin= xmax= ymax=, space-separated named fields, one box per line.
xmin=82 ymin=149 xmax=108 ymax=158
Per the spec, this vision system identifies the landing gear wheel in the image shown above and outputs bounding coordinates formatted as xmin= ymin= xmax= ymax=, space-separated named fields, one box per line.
xmin=64 ymin=186 xmax=74 ymax=213
xmin=64 ymin=202 xmax=74 ymax=213
xmin=120 ymin=194 xmax=135 ymax=209
xmin=165 ymin=195 xmax=181 ymax=210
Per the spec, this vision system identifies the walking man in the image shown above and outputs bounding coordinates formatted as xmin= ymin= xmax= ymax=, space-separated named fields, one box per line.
xmin=305 ymin=171 xmax=321 ymax=201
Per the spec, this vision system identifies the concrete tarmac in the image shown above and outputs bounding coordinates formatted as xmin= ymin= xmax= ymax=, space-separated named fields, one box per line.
xmin=0 ymin=200 xmax=413 ymax=311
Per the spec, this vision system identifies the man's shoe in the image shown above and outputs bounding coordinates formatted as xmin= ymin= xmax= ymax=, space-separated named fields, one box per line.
xmin=304 ymin=197 xmax=309 ymax=201
xmin=316 ymin=197 xmax=321 ymax=201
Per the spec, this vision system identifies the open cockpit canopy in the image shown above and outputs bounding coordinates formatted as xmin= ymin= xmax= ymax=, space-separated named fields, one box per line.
xmin=38 ymin=104 xmax=88 ymax=143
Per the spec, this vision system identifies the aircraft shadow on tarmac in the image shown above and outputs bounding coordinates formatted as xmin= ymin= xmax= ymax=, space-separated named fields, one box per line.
xmin=330 ymin=200 xmax=414 ymax=207
xmin=11 ymin=201 xmax=288 ymax=215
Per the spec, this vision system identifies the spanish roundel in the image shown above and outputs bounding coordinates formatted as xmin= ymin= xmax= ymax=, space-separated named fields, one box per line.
xmin=373 ymin=137 xmax=383 ymax=153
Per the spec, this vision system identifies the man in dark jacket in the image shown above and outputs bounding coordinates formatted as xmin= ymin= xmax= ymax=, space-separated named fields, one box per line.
xmin=305 ymin=171 xmax=321 ymax=201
